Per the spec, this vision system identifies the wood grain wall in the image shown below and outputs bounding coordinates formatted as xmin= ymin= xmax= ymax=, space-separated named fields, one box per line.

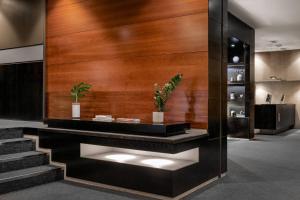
xmin=46 ymin=0 xmax=209 ymax=128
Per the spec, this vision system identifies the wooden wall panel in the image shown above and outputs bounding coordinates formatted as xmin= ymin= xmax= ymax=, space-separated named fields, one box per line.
xmin=47 ymin=0 xmax=208 ymax=37
xmin=47 ymin=13 xmax=208 ymax=66
xmin=46 ymin=0 xmax=209 ymax=128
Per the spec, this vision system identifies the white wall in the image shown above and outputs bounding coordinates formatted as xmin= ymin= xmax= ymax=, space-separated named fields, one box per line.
xmin=255 ymin=50 xmax=300 ymax=82
xmin=0 ymin=0 xmax=45 ymax=49
xmin=0 ymin=45 xmax=43 ymax=64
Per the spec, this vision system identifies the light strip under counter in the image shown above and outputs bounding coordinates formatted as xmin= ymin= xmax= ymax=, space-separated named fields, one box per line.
xmin=80 ymin=143 xmax=199 ymax=171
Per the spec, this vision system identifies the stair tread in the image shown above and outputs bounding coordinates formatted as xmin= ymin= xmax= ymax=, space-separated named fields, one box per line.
xmin=0 ymin=165 xmax=60 ymax=182
xmin=0 ymin=128 xmax=23 ymax=131
xmin=0 ymin=151 xmax=45 ymax=162
xmin=0 ymin=128 xmax=23 ymax=133
xmin=0 ymin=138 xmax=32 ymax=144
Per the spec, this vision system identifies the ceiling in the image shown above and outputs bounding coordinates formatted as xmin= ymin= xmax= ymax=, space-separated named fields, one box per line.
xmin=228 ymin=0 xmax=300 ymax=52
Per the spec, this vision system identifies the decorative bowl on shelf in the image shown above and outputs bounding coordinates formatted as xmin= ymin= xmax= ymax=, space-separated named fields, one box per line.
xmin=232 ymin=56 xmax=240 ymax=63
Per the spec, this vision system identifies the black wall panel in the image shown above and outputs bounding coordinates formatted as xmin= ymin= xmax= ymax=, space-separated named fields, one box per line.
xmin=208 ymin=0 xmax=228 ymax=175
xmin=0 ymin=62 xmax=43 ymax=121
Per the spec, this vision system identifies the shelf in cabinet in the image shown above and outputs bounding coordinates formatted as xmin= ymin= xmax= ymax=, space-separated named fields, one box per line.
xmin=228 ymin=63 xmax=246 ymax=68
xmin=228 ymin=116 xmax=248 ymax=119
xmin=255 ymin=80 xmax=300 ymax=83
xmin=228 ymin=105 xmax=245 ymax=109
xmin=228 ymin=82 xmax=245 ymax=86
xmin=228 ymin=99 xmax=245 ymax=103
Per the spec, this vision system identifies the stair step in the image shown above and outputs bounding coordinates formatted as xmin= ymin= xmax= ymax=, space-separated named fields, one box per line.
xmin=0 ymin=151 xmax=49 ymax=173
xmin=0 ymin=128 xmax=23 ymax=140
xmin=0 ymin=138 xmax=35 ymax=155
xmin=0 ymin=165 xmax=63 ymax=194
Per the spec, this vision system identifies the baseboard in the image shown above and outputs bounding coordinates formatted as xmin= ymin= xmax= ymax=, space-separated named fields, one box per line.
xmin=65 ymin=176 xmax=219 ymax=200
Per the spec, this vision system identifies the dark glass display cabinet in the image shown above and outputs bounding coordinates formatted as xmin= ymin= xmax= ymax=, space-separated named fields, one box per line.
xmin=227 ymin=13 xmax=255 ymax=139
xmin=227 ymin=38 xmax=250 ymax=137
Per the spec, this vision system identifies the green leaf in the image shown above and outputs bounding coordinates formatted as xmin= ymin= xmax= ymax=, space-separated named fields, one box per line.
xmin=153 ymin=73 xmax=183 ymax=111
xmin=70 ymin=82 xmax=92 ymax=102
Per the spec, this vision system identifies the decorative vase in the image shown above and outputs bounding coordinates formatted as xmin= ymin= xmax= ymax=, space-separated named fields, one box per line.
xmin=72 ymin=103 xmax=80 ymax=118
xmin=153 ymin=112 xmax=164 ymax=123
xmin=230 ymin=110 xmax=236 ymax=117
xmin=230 ymin=92 xmax=236 ymax=100
xmin=236 ymin=71 xmax=243 ymax=82
xmin=232 ymin=56 xmax=240 ymax=63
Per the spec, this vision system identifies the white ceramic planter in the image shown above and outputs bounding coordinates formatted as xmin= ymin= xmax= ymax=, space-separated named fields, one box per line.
xmin=72 ymin=103 xmax=80 ymax=118
xmin=152 ymin=112 xmax=164 ymax=123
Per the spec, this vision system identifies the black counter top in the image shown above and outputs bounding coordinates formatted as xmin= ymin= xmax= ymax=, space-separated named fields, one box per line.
xmin=255 ymin=104 xmax=295 ymax=134
xmin=37 ymin=127 xmax=208 ymax=154
xmin=46 ymin=118 xmax=191 ymax=137
xmin=38 ymin=127 xmax=208 ymax=144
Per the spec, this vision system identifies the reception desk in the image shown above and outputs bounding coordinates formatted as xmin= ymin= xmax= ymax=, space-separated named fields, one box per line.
xmin=255 ymin=104 xmax=295 ymax=134
xmin=24 ymin=119 xmax=220 ymax=198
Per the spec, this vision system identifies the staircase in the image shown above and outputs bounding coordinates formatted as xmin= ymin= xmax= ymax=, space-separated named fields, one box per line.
xmin=0 ymin=128 xmax=63 ymax=194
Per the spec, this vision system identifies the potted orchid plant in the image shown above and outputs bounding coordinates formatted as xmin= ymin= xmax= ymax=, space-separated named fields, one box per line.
xmin=70 ymin=82 xmax=92 ymax=118
xmin=153 ymin=74 xmax=183 ymax=123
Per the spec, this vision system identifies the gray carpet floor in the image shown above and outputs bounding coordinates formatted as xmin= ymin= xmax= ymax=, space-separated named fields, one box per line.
xmin=1 ymin=129 xmax=299 ymax=200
